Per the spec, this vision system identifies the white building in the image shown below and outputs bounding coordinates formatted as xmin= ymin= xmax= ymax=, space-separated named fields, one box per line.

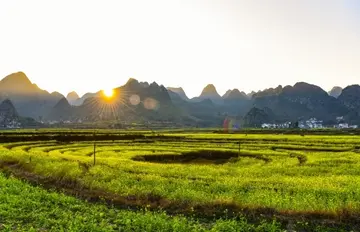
xmin=299 ymin=118 xmax=323 ymax=129
xmin=261 ymin=122 xmax=292 ymax=129
xmin=261 ymin=123 xmax=276 ymax=129
xmin=334 ymin=123 xmax=358 ymax=129
xmin=338 ymin=123 xmax=349 ymax=128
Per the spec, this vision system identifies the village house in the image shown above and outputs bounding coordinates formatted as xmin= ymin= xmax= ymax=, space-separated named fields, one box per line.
xmin=299 ymin=118 xmax=323 ymax=129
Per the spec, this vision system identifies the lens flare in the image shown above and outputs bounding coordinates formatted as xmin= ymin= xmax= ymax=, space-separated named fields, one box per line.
xmin=129 ymin=94 xmax=140 ymax=105
xmin=223 ymin=117 xmax=240 ymax=133
xmin=144 ymin=97 xmax=159 ymax=110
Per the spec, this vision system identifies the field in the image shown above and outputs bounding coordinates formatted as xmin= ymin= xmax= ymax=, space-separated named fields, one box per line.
xmin=1 ymin=130 xmax=360 ymax=231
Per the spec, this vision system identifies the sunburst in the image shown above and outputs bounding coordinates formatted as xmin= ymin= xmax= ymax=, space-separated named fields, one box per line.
xmin=103 ymin=89 xmax=114 ymax=98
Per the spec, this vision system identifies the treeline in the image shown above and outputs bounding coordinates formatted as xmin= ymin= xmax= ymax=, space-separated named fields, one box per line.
xmin=0 ymin=134 xmax=185 ymax=143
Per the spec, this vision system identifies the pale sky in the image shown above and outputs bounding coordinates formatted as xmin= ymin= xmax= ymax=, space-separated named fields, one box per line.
xmin=1 ymin=0 xmax=360 ymax=98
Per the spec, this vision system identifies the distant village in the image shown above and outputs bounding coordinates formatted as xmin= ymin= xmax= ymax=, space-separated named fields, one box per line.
xmin=261 ymin=116 xmax=358 ymax=129
xmin=2 ymin=117 xmax=359 ymax=130
xmin=0 ymin=120 xmax=21 ymax=129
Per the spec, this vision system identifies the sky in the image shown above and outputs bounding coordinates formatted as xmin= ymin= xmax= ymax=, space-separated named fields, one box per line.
xmin=1 ymin=0 xmax=360 ymax=98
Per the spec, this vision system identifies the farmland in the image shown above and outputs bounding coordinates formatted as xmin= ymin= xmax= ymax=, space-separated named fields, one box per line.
xmin=1 ymin=130 xmax=360 ymax=231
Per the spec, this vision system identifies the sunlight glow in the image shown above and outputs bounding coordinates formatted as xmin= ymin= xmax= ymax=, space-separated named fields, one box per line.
xmin=103 ymin=89 xmax=114 ymax=98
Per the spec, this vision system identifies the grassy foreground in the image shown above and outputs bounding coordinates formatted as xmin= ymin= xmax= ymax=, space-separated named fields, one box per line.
xmin=1 ymin=132 xmax=360 ymax=231
xmin=0 ymin=173 xmax=281 ymax=231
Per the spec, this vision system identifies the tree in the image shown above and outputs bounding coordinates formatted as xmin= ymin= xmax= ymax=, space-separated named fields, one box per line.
xmin=290 ymin=121 xmax=299 ymax=128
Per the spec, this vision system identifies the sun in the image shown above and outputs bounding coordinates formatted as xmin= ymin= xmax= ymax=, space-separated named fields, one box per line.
xmin=103 ymin=89 xmax=114 ymax=98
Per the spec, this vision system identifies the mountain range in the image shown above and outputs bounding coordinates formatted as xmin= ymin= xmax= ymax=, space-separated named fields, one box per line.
xmin=1 ymin=71 xmax=360 ymax=128
xmin=0 ymin=72 xmax=63 ymax=120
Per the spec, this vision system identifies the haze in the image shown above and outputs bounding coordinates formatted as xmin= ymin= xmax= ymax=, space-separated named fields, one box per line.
xmin=1 ymin=0 xmax=360 ymax=98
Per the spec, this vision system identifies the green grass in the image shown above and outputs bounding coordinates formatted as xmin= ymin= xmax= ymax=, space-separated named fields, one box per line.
xmin=1 ymin=132 xmax=360 ymax=230
xmin=0 ymin=173 xmax=283 ymax=231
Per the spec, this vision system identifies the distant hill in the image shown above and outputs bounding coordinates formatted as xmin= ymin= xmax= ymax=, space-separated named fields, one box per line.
xmin=0 ymin=72 xmax=39 ymax=94
xmin=191 ymin=84 xmax=223 ymax=104
xmin=167 ymin=90 xmax=225 ymax=127
xmin=337 ymin=85 xmax=360 ymax=124
xmin=338 ymin=85 xmax=360 ymax=110
xmin=46 ymin=97 xmax=74 ymax=121
xmin=243 ymin=107 xmax=275 ymax=127
xmin=328 ymin=86 xmax=343 ymax=98
xmin=222 ymin=90 xmax=232 ymax=99
xmin=1 ymin=71 xmax=360 ymax=127
xmin=223 ymin=89 xmax=247 ymax=100
xmin=73 ymin=92 xmax=98 ymax=106
xmin=47 ymin=78 xmax=187 ymax=124
xmin=51 ymin=92 xmax=65 ymax=101
xmin=0 ymin=99 xmax=20 ymax=128
xmin=0 ymin=99 xmax=39 ymax=128
xmin=247 ymin=91 xmax=256 ymax=99
xmin=167 ymin=87 xmax=189 ymax=101
xmin=220 ymin=89 xmax=252 ymax=116
xmin=200 ymin=84 xmax=221 ymax=100
xmin=253 ymin=85 xmax=283 ymax=98
xmin=115 ymin=79 xmax=183 ymax=122
xmin=0 ymin=72 xmax=60 ymax=119
xmin=66 ymin=91 xmax=80 ymax=105
xmin=252 ymin=82 xmax=349 ymax=122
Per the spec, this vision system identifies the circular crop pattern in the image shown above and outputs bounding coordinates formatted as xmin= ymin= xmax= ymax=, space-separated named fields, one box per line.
xmin=1 ymin=133 xmax=360 ymax=227
xmin=3 ymin=136 xmax=357 ymax=167
xmin=2 ymin=135 xmax=359 ymax=170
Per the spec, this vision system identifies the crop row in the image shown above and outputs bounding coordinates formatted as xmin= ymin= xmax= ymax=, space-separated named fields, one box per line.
xmin=0 ymin=134 xmax=360 ymax=230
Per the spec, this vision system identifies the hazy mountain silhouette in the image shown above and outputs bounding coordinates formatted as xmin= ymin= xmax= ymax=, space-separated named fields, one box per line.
xmin=0 ymin=72 xmax=36 ymax=93
xmin=66 ymin=91 xmax=80 ymax=105
xmin=328 ymin=86 xmax=343 ymax=98
xmin=243 ymin=107 xmax=275 ymax=127
xmin=252 ymin=82 xmax=349 ymax=123
xmin=73 ymin=92 xmax=98 ymax=106
xmin=0 ymin=99 xmax=39 ymax=128
xmin=48 ymin=78 xmax=186 ymax=124
xmin=223 ymin=89 xmax=247 ymax=100
xmin=222 ymin=90 xmax=232 ymax=99
xmin=1 ymin=71 xmax=360 ymax=127
xmin=0 ymin=99 xmax=21 ymax=128
xmin=0 ymin=72 xmax=64 ymax=119
xmin=51 ymin=92 xmax=65 ymax=101
xmin=167 ymin=87 xmax=189 ymax=101
xmin=338 ymin=85 xmax=360 ymax=110
xmin=221 ymin=89 xmax=252 ymax=116
xmin=47 ymin=97 xmax=74 ymax=121
xmin=116 ymin=79 xmax=183 ymax=122
xmin=190 ymin=84 xmax=222 ymax=104
xmin=200 ymin=84 xmax=221 ymax=99
xmin=168 ymin=90 xmax=186 ymax=104
xmin=253 ymin=85 xmax=283 ymax=98
xmin=337 ymin=85 xmax=360 ymax=124
xmin=0 ymin=99 xmax=18 ymax=118
xmin=247 ymin=91 xmax=257 ymax=99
